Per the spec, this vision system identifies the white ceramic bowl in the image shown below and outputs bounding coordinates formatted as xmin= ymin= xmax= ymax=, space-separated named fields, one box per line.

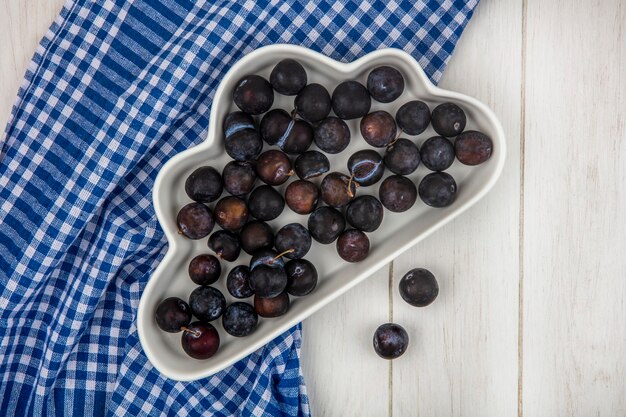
xmin=137 ymin=44 xmax=505 ymax=381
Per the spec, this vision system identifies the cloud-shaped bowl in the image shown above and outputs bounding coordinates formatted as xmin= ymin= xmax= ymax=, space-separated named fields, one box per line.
xmin=137 ymin=44 xmax=505 ymax=381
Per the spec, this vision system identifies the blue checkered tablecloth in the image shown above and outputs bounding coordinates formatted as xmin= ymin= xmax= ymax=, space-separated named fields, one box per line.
xmin=0 ymin=0 xmax=479 ymax=415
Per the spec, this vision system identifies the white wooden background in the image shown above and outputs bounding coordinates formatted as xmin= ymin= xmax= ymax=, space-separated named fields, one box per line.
xmin=2 ymin=0 xmax=625 ymax=415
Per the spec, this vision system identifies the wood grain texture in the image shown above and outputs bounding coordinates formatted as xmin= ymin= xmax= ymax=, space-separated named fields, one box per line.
xmin=391 ymin=0 xmax=522 ymax=415
xmin=522 ymin=0 xmax=626 ymax=415
xmin=301 ymin=268 xmax=391 ymax=417
xmin=0 ymin=0 xmax=64 ymax=134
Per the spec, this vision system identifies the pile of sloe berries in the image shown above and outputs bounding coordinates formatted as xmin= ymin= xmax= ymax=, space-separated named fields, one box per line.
xmin=155 ymin=59 xmax=492 ymax=360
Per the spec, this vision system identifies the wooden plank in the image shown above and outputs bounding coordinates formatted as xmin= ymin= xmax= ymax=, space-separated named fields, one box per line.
xmin=391 ymin=0 xmax=523 ymax=415
xmin=301 ymin=267 xmax=391 ymax=417
xmin=522 ymin=0 xmax=626 ymax=415
xmin=0 ymin=0 xmax=64 ymax=133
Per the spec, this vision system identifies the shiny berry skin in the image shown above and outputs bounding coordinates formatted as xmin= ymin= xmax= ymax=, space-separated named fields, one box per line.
xmin=367 ymin=66 xmax=404 ymax=103
xmin=223 ymin=111 xmax=255 ymax=137
xmin=226 ymin=266 xmax=255 ymax=299
xmin=248 ymin=185 xmax=285 ymax=221
xmin=250 ymin=248 xmax=286 ymax=270
xmin=320 ymin=172 xmax=357 ymax=208
xmin=224 ymin=128 xmax=263 ymax=161
xmin=188 ymin=254 xmax=221 ymax=286
xmin=226 ymin=268 xmax=253 ymax=299
xmin=260 ymin=109 xmax=291 ymax=145
xmin=270 ymin=59 xmax=307 ymax=95
xmin=240 ymin=220 xmax=274 ymax=255
xmin=177 ymin=203 xmax=214 ymax=239
xmin=208 ymin=230 xmax=241 ymax=262
xmin=431 ymin=102 xmax=466 ymax=137
xmin=285 ymin=180 xmax=319 ymax=215
xmin=308 ymin=206 xmax=345 ymax=244
xmin=181 ymin=322 xmax=220 ymax=359
xmin=314 ymin=117 xmax=351 ymax=154
xmin=282 ymin=119 xmax=314 ymax=154
xmin=379 ymin=175 xmax=417 ymax=213
xmin=294 ymin=151 xmax=330 ymax=180
xmin=259 ymin=110 xmax=313 ymax=154
xmin=275 ymin=223 xmax=312 ymax=259
xmin=454 ymin=130 xmax=493 ymax=165
xmin=255 ymin=150 xmax=293 ymax=186
xmin=295 ymin=83 xmax=331 ymax=123
xmin=395 ymin=100 xmax=430 ymax=135
xmin=399 ymin=268 xmax=439 ymax=307
xmin=336 ymin=229 xmax=370 ymax=262
xmin=285 ymin=259 xmax=318 ymax=296
xmin=360 ymin=111 xmax=397 ymax=148
xmin=222 ymin=302 xmax=258 ymax=337
xmin=345 ymin=195 xmax=384 ymax=232
xmin=213 ymin=196 xmax=248 ymax=231
xmin=155 ymin=297 xmax=192 ymax=333
xmin=331 ymin=80 xmax=371 ymax=119
xmin=384 ymin=138 xmax=420 ymax=175
xmin=249 ymin=264 xmax=288 ymax=298
xmin=233 ymin=74 xmax=273 ymax=115
xmin=222 ymin=161 xmax=256 ymax=196
xmin=418 ymin=172 xmax=457 ymax=208
xmin=254 ymin=292 xmax=290 ymax=318
xmin=420 ymin=136 xmax=455 ymax=171
xmin=347 ymin=149 xmax=385 ymax=186
xmin=373 ymin=323 xmax=409 ymax=359
xmin=188 ymin=286 xmax=226 ymax=322
xmin=185 ymin=166 xmax=223 ymax=203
